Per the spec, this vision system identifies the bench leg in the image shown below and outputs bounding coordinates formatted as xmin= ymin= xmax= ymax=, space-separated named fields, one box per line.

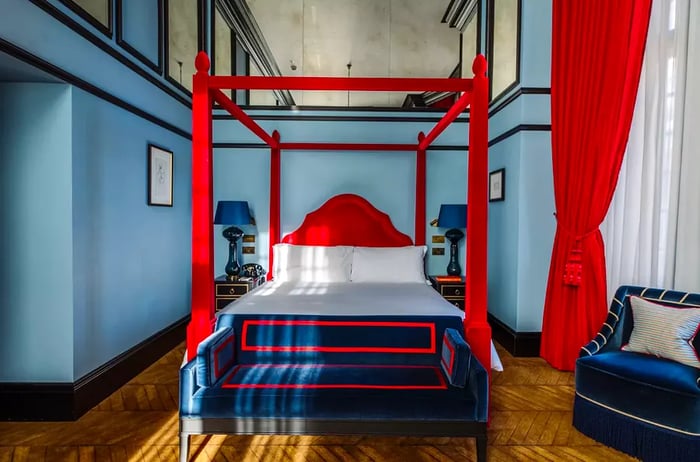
xmin=179 ymin=432 xmax=190 ymax=462
xmin=476 ymin=435 xmax=487 ymax=462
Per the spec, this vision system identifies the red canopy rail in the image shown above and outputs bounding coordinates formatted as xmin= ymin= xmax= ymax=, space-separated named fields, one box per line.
xmin=187 ymin=52 xmax=491 ymax=384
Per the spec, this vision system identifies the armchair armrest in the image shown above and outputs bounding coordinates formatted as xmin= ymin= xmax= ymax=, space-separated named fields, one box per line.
xmin=195 ymin=327 xmax=236 ymax=387
xmin=579 ymin=285 xmax=647 ymax=357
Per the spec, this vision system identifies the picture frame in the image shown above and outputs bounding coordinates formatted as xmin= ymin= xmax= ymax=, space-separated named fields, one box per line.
xmin=489 ymin=168 xmax=505 ymax=202
xmin=148 ymin=144 xmax=173 ymax=206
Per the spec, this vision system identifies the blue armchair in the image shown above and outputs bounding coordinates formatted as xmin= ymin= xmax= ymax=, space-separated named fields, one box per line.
xmin=573 ymin=285 xmax=700 ymax=462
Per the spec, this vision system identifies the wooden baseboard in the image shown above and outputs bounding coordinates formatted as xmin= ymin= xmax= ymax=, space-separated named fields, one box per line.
xmin=488 ymin=314 xmax=541 ymax=357
xmin=0 ymin=316 xmax=188 ymax=421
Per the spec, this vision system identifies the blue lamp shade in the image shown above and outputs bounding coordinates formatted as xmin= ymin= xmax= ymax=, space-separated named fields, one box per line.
xmin=214 ymin=201 xmax=252 ymax=225
xmin=437 ymin=204 xmax=467 ymax=229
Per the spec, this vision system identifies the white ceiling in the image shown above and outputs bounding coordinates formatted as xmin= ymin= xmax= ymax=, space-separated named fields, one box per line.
xmin=246 ymin=0 xmax=460 ymax=107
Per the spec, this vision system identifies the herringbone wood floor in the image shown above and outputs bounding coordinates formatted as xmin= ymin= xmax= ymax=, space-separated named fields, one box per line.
xmin=0 ymin=343 xmax=636 ymax=461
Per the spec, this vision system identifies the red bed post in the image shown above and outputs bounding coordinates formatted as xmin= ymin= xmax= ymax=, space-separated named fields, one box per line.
xmin=187 ymin=52 xmax=215 ymax=361
xmin=415 ymin=132 xmax=427 ymax=246
xmin=465 ymin=55 xmax=491 ymax=375
xmin=268 ymin=130 xmax=281 ymax=280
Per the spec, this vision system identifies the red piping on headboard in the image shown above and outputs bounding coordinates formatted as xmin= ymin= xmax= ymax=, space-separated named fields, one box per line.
xmin=280 ymin=194 xmax=413 ymax=247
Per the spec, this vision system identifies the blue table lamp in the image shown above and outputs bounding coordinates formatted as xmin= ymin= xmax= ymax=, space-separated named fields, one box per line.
xmin=437 ymin=204 xmax=467 ymax=276
xmin=214 ymin=201 xmax=253 ymax=280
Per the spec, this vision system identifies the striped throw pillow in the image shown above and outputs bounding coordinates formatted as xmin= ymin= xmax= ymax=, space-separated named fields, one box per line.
xmin=622 ymin=296 xmax=700 ymax=369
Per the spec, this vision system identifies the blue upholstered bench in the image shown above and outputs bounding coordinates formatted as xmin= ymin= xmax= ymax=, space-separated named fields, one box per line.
xmin=573 ymin=285 xmax=700 ymax=462
xmin=179 ymin=315 xmax=488 ymax=462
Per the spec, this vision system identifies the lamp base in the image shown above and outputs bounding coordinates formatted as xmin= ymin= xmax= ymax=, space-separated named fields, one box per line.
xmin=445 ymin=228 xmax=464 ymax=276
xmin=222 ymin=226 xmax=243 ymax=280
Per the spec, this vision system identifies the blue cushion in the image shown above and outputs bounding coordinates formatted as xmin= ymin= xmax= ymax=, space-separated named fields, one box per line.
xmin=576 ymin=351 xmax=700 ymax=435
xmin=441 ymin=328 xmax=471 ymax=388
xmin=182 ymin=370 xmax=481 ymax=421
xmin=580 ymin=351 xmax=700 ymax=394
xmin=195 ymin=327 xmax=236 ymax=387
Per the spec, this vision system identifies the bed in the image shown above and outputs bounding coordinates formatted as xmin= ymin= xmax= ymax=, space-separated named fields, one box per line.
xmin=182 ymin=52 xmax=492 ymax=461
xmin=180 ymin=194 xmax=490 ymax=461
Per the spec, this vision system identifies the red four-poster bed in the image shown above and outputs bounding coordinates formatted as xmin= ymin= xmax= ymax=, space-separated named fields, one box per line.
xmin=180 ymin=51 xmax=492 ymax=462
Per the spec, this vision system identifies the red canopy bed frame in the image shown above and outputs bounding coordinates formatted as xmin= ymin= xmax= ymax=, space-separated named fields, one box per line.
xmin=186 ymin=51 xmax=491 ymax=376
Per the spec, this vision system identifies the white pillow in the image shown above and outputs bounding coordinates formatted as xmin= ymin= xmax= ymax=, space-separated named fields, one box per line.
xmin=622 ymin=296 xmax=700 ymax=369
xmin=273 ymin=244 xmax=353 ymax=283
xmin=351 ymin=246 xmax=427 ymax=283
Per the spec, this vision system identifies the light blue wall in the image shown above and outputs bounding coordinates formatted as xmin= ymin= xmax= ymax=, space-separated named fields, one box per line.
xmin=213 ymin=112 xmax=471 ymax=278
xmin=516 ymin=132 xmax=555 ymax=331
xmin=484 ymin=0 xmax=555 ymax=332
xmin=71 ymin=88 xmax=191 ymax=379
xmin=487 ymin=135 xmax=521 ymax=329
xmin=0 ymin=0 xmax=190 ymax=134
xmin=521 ymin=0 xmax=553 ymax=87
xmin=0 ymin=0 xmax=196 ymax=382
xmin=0 ymin=83 xmax=75 ymax=382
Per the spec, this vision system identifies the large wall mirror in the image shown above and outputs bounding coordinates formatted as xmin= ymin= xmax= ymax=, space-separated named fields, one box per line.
xmin=59 ymin=0 xmax=112 ymax=36
xmin=166 ymin=0 xmax=202 ymax=93
xmin=460 ymin=1 xmax=480 ymax=77
xmin=212 ymin=4 xmax=235 ymax=99
xmin=487 ymin=0 xmax=521 ymax=101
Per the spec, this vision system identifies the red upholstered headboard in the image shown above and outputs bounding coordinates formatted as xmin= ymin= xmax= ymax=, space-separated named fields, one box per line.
xmin=281 ymin=194 xmax=413 ymax=247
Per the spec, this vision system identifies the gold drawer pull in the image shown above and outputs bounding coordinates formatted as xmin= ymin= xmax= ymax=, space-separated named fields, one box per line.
xmin=229 ymin=288 xmax=236 ymax=295
xmin=454 ymin=302 xmax=461 ymax=307
xmin=454 ymin=289 xmax=461 ymax=295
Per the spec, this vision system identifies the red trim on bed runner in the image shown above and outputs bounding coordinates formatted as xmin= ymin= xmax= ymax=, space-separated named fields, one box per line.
xmin=281 ymin=194 xmax=413 ymax=247
xmin=221 ymin=364 xmax=447 ymax=390
xmin=213 ymin=335 xmax=236 ymax=379
xmin=441 ymin=338 xmax=455 ymax=376
xmin=241 ymin=320 xmax=436 ymax=354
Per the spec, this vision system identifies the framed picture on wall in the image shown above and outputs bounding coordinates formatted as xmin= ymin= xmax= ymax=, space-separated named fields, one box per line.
xmin=489 ymin=168 xmax=505 ymax=202
xmin=148 ymin=144 xmax=173 ymax=206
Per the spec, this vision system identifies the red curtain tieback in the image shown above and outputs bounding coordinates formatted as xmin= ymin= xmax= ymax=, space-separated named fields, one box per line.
xmin=554 ymin=214 xmax=598 ymax=287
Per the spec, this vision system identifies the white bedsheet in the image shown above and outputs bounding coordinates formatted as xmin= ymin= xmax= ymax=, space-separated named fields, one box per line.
xmin=218 ymin=281 xmax=503 ymax=371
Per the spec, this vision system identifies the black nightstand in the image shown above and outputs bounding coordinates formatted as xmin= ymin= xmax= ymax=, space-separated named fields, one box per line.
xmin=214 ymin=275 xmax=264 ymax=311
xmin=429 ymin=276 xmax=466 ymax=310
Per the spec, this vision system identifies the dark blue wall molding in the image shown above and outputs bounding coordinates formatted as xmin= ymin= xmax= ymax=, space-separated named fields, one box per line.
xmin=28 ymin=0 xmax=190 ymax=108
xmin=488 ymin=313 xmax=541 ymax=357
xmin=489 ymin=86 xmax=550 ymax=118
xmin=0 ymin=316 xmax=188 ymax=421
xmin=489 ymin=124 xmax=551 ymax=147
xmin=115 ymin=0 xmax=164 ymax=74
xmin=0 ymin=38 xmax=191 ymax=140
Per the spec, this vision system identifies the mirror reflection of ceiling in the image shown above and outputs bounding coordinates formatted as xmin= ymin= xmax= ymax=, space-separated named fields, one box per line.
xmin=245 ymin=0 xmax=460 ymax=107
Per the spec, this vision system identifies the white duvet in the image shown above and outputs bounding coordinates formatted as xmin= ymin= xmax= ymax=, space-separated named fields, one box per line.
xmin=218 ymin=281 xmax=504 ymax=371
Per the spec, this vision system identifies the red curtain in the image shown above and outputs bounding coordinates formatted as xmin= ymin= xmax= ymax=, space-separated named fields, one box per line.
xmin=541 ymin=0 xmax=652 ymax=370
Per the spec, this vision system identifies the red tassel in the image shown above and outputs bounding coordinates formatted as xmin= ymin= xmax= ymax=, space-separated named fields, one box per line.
xmin=563 ymin=243 xmax=583 ymax=286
